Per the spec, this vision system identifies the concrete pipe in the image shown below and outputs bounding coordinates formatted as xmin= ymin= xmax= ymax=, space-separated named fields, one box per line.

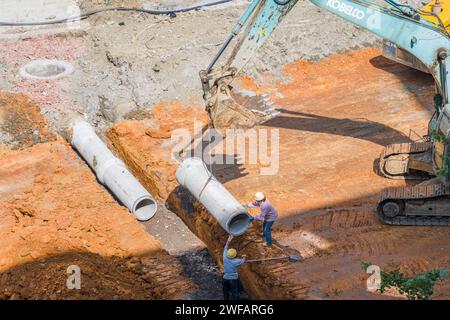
xmin=176 ymin=157 xmax=252 ymax=236
xmin=71 ymin=120 xmax=157 ymax=221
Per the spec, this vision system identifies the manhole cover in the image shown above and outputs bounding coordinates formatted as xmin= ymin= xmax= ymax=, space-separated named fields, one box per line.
xmin=19 ymin=60 xmax=74 ymax=80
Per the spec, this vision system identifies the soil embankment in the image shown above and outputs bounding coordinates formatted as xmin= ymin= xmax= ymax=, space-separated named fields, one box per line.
xmin=0 ymin=93 xmax=194 ymax=299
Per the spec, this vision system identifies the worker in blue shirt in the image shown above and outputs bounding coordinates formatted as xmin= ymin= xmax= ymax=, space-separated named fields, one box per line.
xmin=222 ymin=235 xmax=246 ymax=300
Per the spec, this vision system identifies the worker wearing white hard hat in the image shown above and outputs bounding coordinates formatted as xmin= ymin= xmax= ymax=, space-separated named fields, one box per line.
xmin=255 ymin=192 xmax=265 ymax=201
xmin=245 ymin=192 xmax=278 ymax=246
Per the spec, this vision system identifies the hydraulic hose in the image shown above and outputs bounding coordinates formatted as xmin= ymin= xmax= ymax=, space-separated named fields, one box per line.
xmin=0 ymin=0 xmax=233 ymax=26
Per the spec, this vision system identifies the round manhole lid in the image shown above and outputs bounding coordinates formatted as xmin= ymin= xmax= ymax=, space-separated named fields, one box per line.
xmin=19 ymin=60 xmax=74 ymax=80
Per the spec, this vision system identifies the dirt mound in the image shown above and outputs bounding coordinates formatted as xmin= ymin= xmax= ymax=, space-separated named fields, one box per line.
xmin=0 ymin=93 xmax=55 ymax=149
xmin=0 ymin=137 xmax=194 ymax=299
xmin=0 ymin=252 xmax=181 ymax=300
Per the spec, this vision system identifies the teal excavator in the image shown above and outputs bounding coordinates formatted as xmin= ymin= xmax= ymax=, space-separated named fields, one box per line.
xmin=199 ymin=0 xmax=450 ymax=226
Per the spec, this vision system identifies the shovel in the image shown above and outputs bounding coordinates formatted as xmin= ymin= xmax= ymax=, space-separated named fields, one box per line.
xmin=246 ymin=255 xmax=302 ymax=263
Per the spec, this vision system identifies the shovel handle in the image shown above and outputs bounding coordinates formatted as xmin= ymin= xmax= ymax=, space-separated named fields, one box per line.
xmin=246 ymin=256 xmax=289 ymax=263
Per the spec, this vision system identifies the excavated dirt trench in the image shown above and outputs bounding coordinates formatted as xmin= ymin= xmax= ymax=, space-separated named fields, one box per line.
xmin=0 ymin=93 xmax=194 ymax=299
xmin=108 ymin=48 xmax=450 ymax=299
xmin=108 ymin=109 xmax=304 ymax=299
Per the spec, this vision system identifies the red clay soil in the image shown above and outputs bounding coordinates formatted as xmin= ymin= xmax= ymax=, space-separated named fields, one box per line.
xmin=0 ymin=93 xmax=55 ymax=149
xmin=0 ymin=134 xmax=194 ymax=299
xmin=108 ymin=48 xmax=450 ymax=299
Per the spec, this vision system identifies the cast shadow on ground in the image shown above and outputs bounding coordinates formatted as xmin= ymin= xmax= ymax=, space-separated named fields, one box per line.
xmin=264 ymin=55 xmax=435 ymax=147
xmin=273 ymin=191 xmax=382 ymax=231
xmin=183 ymin=127 xmax=250 ymax=184
xmin=264 ymin=109 xmax=412 ymax=147
xmin=369 ymin=55 xmax=435 ymax=115
xmin=369 ymin=56 xmax=435 ymax=180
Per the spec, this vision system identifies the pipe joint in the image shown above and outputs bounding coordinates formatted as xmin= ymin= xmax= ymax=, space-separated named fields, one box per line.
xmin=71 ymin=120 xmax=157 ymax=221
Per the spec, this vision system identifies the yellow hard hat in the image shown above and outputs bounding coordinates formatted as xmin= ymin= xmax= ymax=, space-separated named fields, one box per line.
xmin=227 ymin=248 xmax=237 ymax=259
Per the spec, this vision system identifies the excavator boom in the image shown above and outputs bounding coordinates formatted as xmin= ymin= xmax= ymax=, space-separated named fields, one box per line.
xmin=201 ymin=0 xmax=450 ymax=130
xmin=200 ymin=0 xmax=298 ymax=129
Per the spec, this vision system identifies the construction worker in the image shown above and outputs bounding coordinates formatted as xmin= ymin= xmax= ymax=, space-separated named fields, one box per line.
xmin=222 ymin=235 xmax=246 ymax=300
xmin=247 ymin=192 xmax=278 ymax=247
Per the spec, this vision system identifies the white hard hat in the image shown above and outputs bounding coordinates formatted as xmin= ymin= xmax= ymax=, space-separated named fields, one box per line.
xmin=255 ymin=192 xmax=265 ymax=201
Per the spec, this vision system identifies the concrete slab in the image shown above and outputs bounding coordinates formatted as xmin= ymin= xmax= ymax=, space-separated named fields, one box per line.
xmin=0 ymin=0 xmax=89 ymax=39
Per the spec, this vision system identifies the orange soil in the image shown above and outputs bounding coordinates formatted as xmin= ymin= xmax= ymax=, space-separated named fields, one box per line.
xmin=0 ymin=93 xmax=55 ymax=149
xmin=108 ymin=100 xmax=208 ymax=200
xmin=108 ymin=48 xmax=450 ymax=299
xmin=0 ymin=133 xmax=194 ymax=299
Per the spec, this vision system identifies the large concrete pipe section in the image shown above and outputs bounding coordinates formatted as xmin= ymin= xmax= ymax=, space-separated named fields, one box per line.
xmin=71 ymin=120 xmax=157 ymax=221
xmin=176 ymin=157 xmax=252 ymax=236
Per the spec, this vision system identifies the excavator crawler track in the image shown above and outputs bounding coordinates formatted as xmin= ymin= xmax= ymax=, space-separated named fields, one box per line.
xmin=379 ymin=141 xmax=434 ymax=180
xmin=377 ymin=183 xmax=450 ymax=226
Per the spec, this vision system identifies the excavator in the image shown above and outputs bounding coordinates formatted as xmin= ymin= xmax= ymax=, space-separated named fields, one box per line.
xmin=199 ymin=0 xmax=450 ymax=226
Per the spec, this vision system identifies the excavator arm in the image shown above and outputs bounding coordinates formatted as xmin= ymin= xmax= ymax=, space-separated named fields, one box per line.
xmin=201 ymin=0 xmax=450 ymax=226
xmin=200 ymin=0 xmax=450 ymax=130
xmin=200 ymin=0 xmax=299 ymax=129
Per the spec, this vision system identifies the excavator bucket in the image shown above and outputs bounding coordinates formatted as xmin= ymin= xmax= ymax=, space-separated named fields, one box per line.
xmin=206 ymin=81 xmax=277 ymax=130
xmin=200 ymin=0 xmax=297 ymax=130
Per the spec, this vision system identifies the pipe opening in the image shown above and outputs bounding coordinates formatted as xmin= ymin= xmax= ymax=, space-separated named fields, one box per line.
xmin=134 ymin=198 xmax=157 ymax=222
xmin=228 ymin=213 xmax=251 ymax=236
xmin=19 ymin=60 xmax=74 ymax=80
